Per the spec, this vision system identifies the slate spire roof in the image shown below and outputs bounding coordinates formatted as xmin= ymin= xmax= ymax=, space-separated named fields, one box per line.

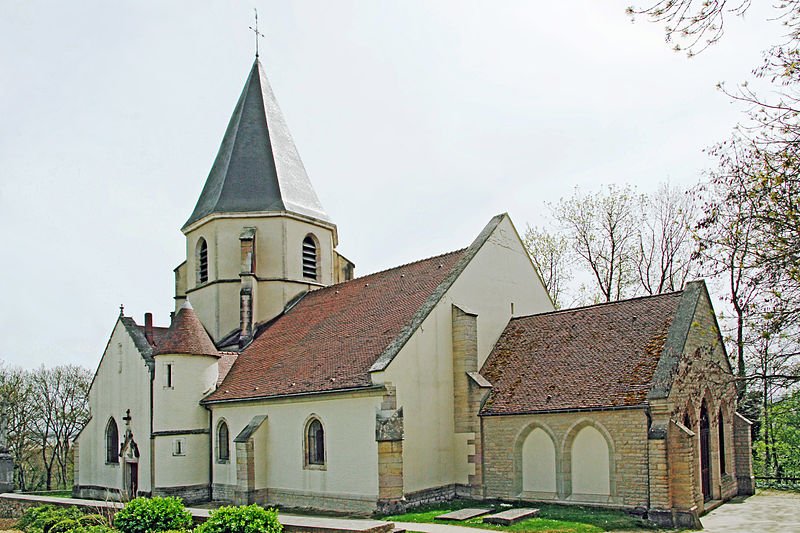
xmin=153 ymin=301 xmax=220 ymax=357
xmin=183 ymin=59 xmax=330 ymax=230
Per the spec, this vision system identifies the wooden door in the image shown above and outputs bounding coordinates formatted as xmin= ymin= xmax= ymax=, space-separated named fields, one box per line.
xmin=127 ymin=462 xmax=138 ymax=498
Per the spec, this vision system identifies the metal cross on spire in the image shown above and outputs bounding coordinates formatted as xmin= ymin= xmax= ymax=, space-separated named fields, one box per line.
xmin=249 ymin=8 xmax=264 ymax=58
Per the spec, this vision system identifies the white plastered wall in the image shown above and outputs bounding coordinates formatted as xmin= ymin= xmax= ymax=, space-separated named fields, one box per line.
xmin=571 ymin=426 xmax=611 ymax=496
xmin=209 ymin=392 xmax=382 ymax=499
xmin=374 ymin=215 xmax=554 ymax=494
xmin=522 ymin=428 xmax=557 ymax=493
xmin=151 ymin=353 xmax=219 ymax=489
xmin=76 ymin=320 xmax=153 ymax=493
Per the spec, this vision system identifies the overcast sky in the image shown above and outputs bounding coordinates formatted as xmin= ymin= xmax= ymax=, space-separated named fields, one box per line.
xmin=0 ymin=1 xmax=778 ymax=369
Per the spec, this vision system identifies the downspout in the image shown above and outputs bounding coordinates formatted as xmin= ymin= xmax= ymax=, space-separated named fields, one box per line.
xmin=645 ymin=406 xmax=651 ymax=511
xmin=149 ymin=362 xmax=155 ymax=496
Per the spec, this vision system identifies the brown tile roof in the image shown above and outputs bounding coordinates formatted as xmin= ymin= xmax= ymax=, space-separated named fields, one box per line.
xmin=153 ymin=302 xmax=220 ymax=357
xmin=204 ymin=249 xmax=465 ymax=403
xmin=479 ymin=291 xmax=683 ymax=415
xmin=216 ymin=354 xmax=238 ymax=386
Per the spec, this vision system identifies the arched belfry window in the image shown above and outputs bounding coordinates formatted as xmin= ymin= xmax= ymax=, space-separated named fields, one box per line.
xmin=302 ymin=235 xmax=318 ymax=281
xmin=197 ymin=238 xmax=209 ymax=284
xmin=217 ymin=420 xmax=230 ymax=462
xmin=305 ymin=417 xmax=325 ymax=467
xmin=106 ymin=418 xmax=119 ymax=464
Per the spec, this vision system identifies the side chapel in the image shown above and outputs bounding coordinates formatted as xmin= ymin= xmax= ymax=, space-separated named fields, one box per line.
xmin=73 ymin=58 xmax=754 ymax=528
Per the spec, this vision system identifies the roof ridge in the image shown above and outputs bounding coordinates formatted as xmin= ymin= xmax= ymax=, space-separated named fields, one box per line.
xmin=510 ymin=290 xmax=684 ymax=321
xmin=322 ymin=248 xmax=467 ymax=290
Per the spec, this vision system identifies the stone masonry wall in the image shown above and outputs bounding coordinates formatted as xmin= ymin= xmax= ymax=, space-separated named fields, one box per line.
xmin=482 ymin=408 xmax=650 ymax=507
xmin=733 ymin=413 xmax=755 ymax=496
xmin=666 ymin=289 xmax=746 ymax=508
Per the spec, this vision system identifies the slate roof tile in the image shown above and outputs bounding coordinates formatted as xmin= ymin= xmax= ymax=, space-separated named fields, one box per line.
xmin=479 ymin=291 xmax=683 ymax=415
xmin=205 ymin=249 xmax=465 ymax=402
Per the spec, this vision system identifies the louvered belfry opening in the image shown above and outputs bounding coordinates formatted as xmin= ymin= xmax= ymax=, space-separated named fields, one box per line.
xmin=198 ymin=239 xmax=209 ymax=283
xmin=302 ymin=235 xmax=317 ymax=280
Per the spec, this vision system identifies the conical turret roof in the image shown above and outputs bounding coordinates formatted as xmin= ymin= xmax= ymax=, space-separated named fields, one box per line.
xmin=183 ymin=59 xmax=330 ymax=230
xmin=153 ymin=301 xmax=219 ymax=357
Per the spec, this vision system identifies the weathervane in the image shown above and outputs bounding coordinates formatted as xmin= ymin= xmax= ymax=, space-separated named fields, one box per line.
xmin=249 ymin=8 xmax=264 ymax=58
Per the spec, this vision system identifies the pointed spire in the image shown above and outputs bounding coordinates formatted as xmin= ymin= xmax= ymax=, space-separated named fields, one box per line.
xmin=183 ymin=59 xmax=331 ymax=230
xmin=153 ymin=301 xmax=219 ymax=357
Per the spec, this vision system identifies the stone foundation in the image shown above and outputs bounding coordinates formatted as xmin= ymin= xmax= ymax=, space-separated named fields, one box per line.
xmin=152 ymin=484 xmax=210 ymax=505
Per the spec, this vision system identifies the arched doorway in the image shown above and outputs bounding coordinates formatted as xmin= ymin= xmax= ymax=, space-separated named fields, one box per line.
xmin=700 ymin=400 xmax=711 ymax=501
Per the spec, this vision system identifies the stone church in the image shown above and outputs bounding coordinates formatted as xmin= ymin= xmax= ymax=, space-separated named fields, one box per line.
xmin=73 ymin=58 xmax=754 ymax=528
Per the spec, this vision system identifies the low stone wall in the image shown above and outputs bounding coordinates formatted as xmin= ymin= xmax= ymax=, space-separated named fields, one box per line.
xmin=0 ymin=493 xmax=394 ymax=533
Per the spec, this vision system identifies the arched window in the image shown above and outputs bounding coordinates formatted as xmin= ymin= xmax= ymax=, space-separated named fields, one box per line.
xmin=197 ymin=238 xmax=209 ymax=284
xmin=217 ymin=421 xmax=230 ymax=462
xmin=106 ymin=418 xmax=119 ymax=464
xmin=302 ymin=235 xmax=318 ymax=281
xmin=305 ymin=418 xmax=325 ymax=466
xmin=718 ymin=410 xmax=726 ymax=474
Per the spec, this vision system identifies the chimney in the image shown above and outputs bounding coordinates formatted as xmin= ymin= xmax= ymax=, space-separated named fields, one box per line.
xmin=144 ymin=313 xmax=154 ymax=346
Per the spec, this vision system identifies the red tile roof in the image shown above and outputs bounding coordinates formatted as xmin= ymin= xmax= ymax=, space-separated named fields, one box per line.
xmin=479 ymin=291 xmax=683 ymax=415
xmin=204 ymin=249 xmax=465 ymax=403
xmin=153 ymin=302 xmax=219 ymax=357
xmin=216 ymin=354 xmax=238 ymax=386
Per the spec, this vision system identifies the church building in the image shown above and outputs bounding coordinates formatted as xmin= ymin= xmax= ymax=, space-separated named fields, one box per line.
xmin=73 ymin=58 xmax=754 ymax=528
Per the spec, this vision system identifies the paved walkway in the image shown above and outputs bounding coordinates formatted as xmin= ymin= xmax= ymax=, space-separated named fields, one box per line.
xmin=700 ymin=490 xmax=800 ymax=532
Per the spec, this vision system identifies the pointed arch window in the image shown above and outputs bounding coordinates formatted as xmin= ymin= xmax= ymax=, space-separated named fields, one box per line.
xmin=302 ymin=235 xmax=318 ymax=281
xmin=197 ymin=238 xmax=209 ymax=284
xmin=305 ymin=418 xmax=325 ymax=467
xmin=106 ymin=418 xmax=119 ymax=464
xmin=217 ymin=420 xmax=230 ymax=462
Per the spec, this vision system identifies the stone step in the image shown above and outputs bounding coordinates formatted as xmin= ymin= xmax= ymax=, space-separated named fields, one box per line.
xmin=435 ymin=508 xmax=492 ymax=521
xmin=482 ymin=508 xmax=540 ymax=525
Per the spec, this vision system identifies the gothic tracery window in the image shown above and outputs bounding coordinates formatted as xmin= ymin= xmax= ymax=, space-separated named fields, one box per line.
xmin=218 ymin=420 xmax=230 ymax=462
xmin=106 ymin=418 xmax=119 ymax=464
xmin=305 ymin=418 xmax=325 ymax=467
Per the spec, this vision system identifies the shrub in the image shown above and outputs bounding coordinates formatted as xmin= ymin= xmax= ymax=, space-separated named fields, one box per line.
xmin=83 ymin=526 xmax=117 ymax=533
xmin=196 ymin=505 xmax=282 ymax=533
xmin=113 ymin=497 xmax=192 ymax=533
xmin=20 ymin=507 xmax=85 ymax=533
xmin=77 ymin=515 xmax=106 ymax=528
xmin=18 ymin=505 xmax=57 ymax=530
xmin=49 ymin=519 xmax=80 ymax=533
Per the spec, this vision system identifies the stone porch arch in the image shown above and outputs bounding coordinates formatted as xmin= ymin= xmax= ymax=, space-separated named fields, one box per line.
xmin=512 ymin=421 xmax=559 ymax=497
xmin=561 ymin=418 xmax=616 ymax=501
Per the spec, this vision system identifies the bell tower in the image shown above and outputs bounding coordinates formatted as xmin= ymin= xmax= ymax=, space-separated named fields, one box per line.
xmin=173 ymin=59 xmax=354 ymax=349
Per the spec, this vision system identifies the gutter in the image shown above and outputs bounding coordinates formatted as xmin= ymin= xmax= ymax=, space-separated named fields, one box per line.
xmin=201 ymin=384 xmax=385 ymax=406
xmin=479 ymin=404 xmax=647 ymax=417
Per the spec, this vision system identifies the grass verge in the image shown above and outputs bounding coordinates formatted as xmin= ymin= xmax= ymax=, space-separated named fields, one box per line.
xmin=380 ymin=499 xmax=657 ymax=533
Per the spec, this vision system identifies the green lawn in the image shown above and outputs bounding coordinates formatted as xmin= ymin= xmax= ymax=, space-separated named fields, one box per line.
xmin=381 ymin=500 xmax=658 ymax=533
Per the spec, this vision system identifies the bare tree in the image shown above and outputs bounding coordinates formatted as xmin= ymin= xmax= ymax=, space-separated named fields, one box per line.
xmin=522 ymin=225 xmax=570 ymax=308
xmin=636 ymin=182 xmax=696 ymax=294
xmin=0 ymin=365 xmax=36 ymax=491
xmin=52 ymin=365 xmax=90 ymax=487
xmin=626 ymin=1 xmax=799 ymax=56
xmin=552 ymin=185 xmax=641 ymax=302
